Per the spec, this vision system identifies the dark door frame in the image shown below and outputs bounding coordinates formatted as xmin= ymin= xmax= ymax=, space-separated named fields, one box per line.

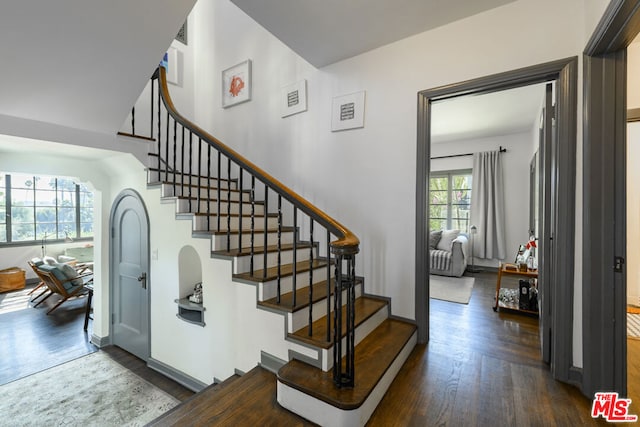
xmin=582 ymin=0 xmax=640 ymax=397
xmin=416 ymin=57 xmax=578 ymax=383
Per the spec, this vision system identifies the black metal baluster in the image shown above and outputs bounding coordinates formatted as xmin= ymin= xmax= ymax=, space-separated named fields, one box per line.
xmin=165 ymin=112 xmax=169 ymax=183
xmin=172 ymin=121 xmax=177 ymax=195
xmin=250 ymin=176 xmax=255 ymax=276
xmin=188 ymin=132 xmax=193 ymax=212
xmin=207 ymin=145 xmax=211 ymax=233
xmin=292 ymin=207 xmax=298 ymax=307
xmin=131 ymin=107 xmax=135 ymax=135
xmin=308 ymin=219 xmax=314 ymax=337
xmin=346 ymin=254 xmax=356 ymax=387
xmin=156 ymin=78 xmax=161 ymax=181
xmin=226 ymin=157 xmax=232 ymax=252
xmin=197 ymin=138 xmax=202 ymax=215
xmin=326 ymin=230 xmax=331 ymax=342
xmin=181 ymin=126 xmax=185 ymax=191
xmin=333 ymin=255 xmax=343 ymax=385
xmin=217 ymin=153 xmax=221 ymax=232
xmin=263 ymin=187 xmax=268 ymax=279
xmin=276 ymin=195 xmax=282 ymax=303
xmin=150 ymin=78 xmax=154 ymax=139
xmin=238 ymin=168 xmax=244 ymax=255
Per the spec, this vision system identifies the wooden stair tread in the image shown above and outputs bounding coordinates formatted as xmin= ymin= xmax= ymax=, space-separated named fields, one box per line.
xmin=259 ymin=279 xmax=333 ymax=313
xmin=194 ymin=225 xmax=296 ymax=237
xmin=288 ymin=296 xmax=388 ymax=348
xmin=156 ymin=180 xmax=247 ymax=193
xmin=258 ymin=277 xmax=363 ymax=313
xmin=148 ymin=367 xmax=314 ymax=426
xmin=147 ymin=166 xmax=237 ymax=182
xmin=233 ymin=259 xmax=327 ymax=283
xmin=159 ymin=195 xmax=265 ymax=205
xmin=278 ymin=319 xmax=416 ymax=410
xmin=191 ymin=212 xmax=278 ymax=218
xmin=213 ymin=242 xmax=314 ymax=258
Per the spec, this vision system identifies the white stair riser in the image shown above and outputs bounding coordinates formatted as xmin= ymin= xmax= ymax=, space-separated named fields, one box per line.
xmin=161 ymin=184 xmax=250 ymax=202
xmin=193 ymin=214 xmax=279 ymax=232
xmin=174 ymin=198 xmax=265 ymax=216
xmin=149 ymin=169 xmax=237 ymax=190
xmin=232 ymin=247 xmax=316 ymax=274
xmin=287 ymin=283 xmax=363 ymax=334
xmin=258 ymin=267 xmax=329 ymax=302
xmin=211 ymin=230 xmax=295 ymax=251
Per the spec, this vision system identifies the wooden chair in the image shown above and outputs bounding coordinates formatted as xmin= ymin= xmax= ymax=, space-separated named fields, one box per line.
xmin=27 ymin=260 xmax=52 ymax=304
xmin=34 ymin=264 xmax=93 ymax=314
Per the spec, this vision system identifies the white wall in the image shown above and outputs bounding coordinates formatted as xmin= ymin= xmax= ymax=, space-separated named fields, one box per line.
xmin=431 ymin=132 xmax=534 ymax=268
xmin=187 ymin=0 xmax=585 ymax=326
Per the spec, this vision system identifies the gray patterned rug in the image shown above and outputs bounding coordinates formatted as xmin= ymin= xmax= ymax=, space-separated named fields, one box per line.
xmin=0 ymin=351 xmax=179 ymax=426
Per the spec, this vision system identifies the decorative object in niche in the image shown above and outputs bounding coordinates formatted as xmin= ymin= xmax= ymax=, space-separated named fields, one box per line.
xmin=281 ymin=79 xmax=307 ymax=117
xmin=189 ymin=282 xmax=203 ymax=304
xmin=331 ymin=90 xmax=365 ymax=131
xmin=222 ymin=59 xmax=252 ymax=108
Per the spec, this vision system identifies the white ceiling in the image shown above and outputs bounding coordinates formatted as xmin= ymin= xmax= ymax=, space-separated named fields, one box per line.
xmin=431 ymin=83 xmax=547 ymax=144
xmin=0 ymin=0 xmax=195 ymax=135
xmin=231 ymin=0 xmax=516 ymax=67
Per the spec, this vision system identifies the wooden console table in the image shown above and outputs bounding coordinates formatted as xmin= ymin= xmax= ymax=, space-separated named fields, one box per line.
xmin=493 ymin=263 xmax=538 ymax=315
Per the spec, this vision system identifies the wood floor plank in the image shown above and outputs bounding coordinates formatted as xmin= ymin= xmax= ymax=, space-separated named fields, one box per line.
xmin=367 ymin=272 xmax=605 ymax=426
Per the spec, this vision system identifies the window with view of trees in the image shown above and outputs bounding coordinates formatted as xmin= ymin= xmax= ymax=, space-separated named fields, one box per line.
xmin=429 ymin=170 xmax=472 ymax=233
xmin=0 ymin=173 xmax=94 ymax=244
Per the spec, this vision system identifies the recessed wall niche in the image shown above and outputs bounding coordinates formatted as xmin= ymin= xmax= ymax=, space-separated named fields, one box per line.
xmin=176 ymin=245 xmax=205 ymax=326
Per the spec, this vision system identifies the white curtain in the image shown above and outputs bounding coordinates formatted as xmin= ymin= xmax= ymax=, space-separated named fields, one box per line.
xmin=471 ymin=150 xmax=506 ymax=260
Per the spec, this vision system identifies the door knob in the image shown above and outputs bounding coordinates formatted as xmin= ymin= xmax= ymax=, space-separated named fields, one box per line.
xmin=137 ymin=272 xmax=147 ymax=289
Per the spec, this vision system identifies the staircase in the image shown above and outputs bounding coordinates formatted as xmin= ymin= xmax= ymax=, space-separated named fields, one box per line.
xmin=139 ymin=66 xmax=417 ymax=426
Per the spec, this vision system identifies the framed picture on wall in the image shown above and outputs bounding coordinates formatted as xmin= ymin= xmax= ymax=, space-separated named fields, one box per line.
xmin=281 ymin=79 xmax=307 ymax=117
xmin=331 ymin=91 xmax=366 ymax=131
xmin=222 ymin=60 xmax=252 ymax=108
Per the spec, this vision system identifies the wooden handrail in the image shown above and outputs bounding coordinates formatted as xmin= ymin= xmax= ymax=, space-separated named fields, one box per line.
xmin=157 ymin=66 xmax=359 ymax=255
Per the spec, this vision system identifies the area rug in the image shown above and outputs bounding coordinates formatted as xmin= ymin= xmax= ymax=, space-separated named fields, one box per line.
xmin=0 ymin=351 xmax=179 ymax=426
xmin=629 ymin=313 xmax=640 ymax=339
xmin=429 ymin=275 xmax=475 ymax=304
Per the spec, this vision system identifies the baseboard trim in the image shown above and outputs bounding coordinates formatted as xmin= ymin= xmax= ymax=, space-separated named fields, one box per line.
xmin=260 ymin=350 xmax=287 ymax=374
xmin=147 ymin=357 xmax=209 ymax=392
xmin=90 ymin=334 xmax=110 ymax=348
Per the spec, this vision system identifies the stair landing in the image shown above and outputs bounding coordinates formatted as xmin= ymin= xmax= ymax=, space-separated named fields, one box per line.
xmin=277 ymin=318 xmax=417 ymax=425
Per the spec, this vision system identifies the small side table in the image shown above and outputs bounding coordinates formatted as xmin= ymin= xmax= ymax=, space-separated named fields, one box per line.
xmin=84 ymin=283 xmax=94 ymax=331
xmin=493 ymin=263 xmax=538 ymax=315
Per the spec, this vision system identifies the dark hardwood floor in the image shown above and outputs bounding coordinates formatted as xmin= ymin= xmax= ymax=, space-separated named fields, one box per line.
xmin=1 ymin=272 xmax=615 ymax=425
xmin=0 ymin=284 xmax=97 ymax=385
xmin=368 ymin=271 xmax=606 ymax=426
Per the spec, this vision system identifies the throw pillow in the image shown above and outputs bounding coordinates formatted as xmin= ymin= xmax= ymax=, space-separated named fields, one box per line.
xmin=43 ymin=256 xmax=57 ymax=265
xmin=60 ymin=263 xmax=84 ymax=288
xmin=429 ymin=230 xmax=442 ymax=249
xmin=436 ymin=229 xmax=460 ymax=251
